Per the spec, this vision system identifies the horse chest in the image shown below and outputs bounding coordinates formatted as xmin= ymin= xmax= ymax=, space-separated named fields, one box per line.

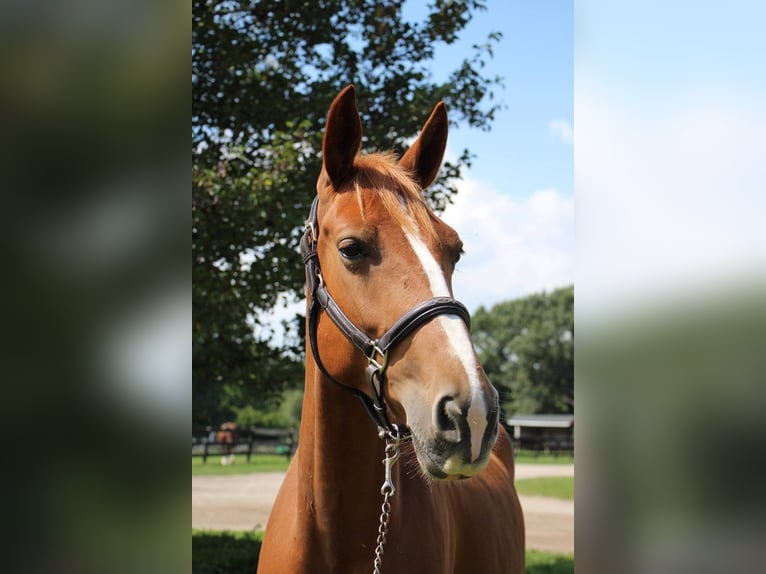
xmin=259 ymin=473 xmax=455 ymax=573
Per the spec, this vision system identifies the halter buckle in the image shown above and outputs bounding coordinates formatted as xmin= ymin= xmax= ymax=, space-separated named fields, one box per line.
xmin=309 ymin=221 xmax=318 ymax=245
xmin=305 ymin=198 xmax=319 ymax=245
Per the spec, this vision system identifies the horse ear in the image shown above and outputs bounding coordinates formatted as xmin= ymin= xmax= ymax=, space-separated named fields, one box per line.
xmin=322 ymin=85 xmax=362 ymax=189
xmin=399 ymin=102 xmax=448 ymax=189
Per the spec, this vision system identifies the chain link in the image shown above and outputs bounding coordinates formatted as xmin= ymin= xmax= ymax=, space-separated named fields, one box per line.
xmin=371 ymin=431 xmax=402 ymax=574
xmin=372 ymin=484 xmax=393 ymax=574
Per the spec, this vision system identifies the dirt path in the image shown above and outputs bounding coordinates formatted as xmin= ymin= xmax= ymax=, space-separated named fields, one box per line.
xmin=192 ymin=463 xmax=573 ymax=554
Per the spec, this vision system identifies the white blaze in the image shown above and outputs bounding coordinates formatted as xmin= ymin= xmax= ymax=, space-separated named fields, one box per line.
xmin=403 ymin=228 xmax=488 ymax=462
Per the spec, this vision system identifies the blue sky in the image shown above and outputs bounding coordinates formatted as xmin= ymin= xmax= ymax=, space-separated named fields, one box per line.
xmin=406 ymin=0 xmax=573 ymax=197
xmin=403 ymin=0 xmax=574 ymax=311
xmin=577 ymin=1 xmax=766 ymax=102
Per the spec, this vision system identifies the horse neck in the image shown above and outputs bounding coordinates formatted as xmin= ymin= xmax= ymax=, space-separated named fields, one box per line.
xmin=296 ymin=355 xmax=387 ymax=523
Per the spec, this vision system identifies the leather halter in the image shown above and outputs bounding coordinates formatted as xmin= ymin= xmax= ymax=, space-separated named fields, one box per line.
xmin=300 ymin=196 xmax=472 ymax=438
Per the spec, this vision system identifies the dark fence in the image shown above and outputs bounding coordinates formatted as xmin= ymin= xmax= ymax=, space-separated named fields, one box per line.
xmin=192 ymin=426 xmax=297 ymax=463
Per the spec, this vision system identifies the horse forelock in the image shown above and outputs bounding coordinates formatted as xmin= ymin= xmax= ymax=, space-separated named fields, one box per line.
xmin=325 ymin=151 xmax=439 ymax=244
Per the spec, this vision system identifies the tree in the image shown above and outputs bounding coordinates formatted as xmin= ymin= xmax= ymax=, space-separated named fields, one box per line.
xmin=192 ymin=0 xmax=504 ymax=424
xmin=472 ymin=286 xmax=574 ymax=416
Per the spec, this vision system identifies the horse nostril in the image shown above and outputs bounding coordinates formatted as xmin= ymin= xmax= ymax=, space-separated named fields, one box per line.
xmin=435 ymin=395 xmax=460 ymax=434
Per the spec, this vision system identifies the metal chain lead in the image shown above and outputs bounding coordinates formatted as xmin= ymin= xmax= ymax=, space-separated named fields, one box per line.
xmin=372 ymin=484 xmax=393 ymax=574
xmin=372 ymin=429 xmax=403 ymax=574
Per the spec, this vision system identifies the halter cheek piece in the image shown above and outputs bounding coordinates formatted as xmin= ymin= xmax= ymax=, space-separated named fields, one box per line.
xmin=300 ymin=196 xmax=472 ymax=439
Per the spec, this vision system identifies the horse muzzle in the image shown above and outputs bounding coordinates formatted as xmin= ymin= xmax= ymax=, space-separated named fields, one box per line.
xmin=411 ymin=391 xmax=500 ymax=480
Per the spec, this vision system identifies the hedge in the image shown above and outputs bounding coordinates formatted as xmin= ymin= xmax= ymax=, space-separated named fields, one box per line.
xmin=192 ymin=530 xmax=573 ymax=574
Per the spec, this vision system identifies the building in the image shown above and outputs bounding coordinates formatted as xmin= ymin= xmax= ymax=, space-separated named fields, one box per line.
xmin=505 ymin=413 xmax=574 ymax=454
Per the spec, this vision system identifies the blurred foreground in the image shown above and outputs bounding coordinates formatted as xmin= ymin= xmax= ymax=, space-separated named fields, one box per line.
xmin=1 ymin=2 xmax=188 ymax=573
xmin=577 ymin=285 xmax=766 ymax=573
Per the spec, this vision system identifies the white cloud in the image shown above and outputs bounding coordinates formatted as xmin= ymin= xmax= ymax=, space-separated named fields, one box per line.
xmin=548 ymin=119 xmax=574 ymax=144
xmin=442 ymin=179 xmax=574 ymax=312
xmin=253 ymin=292 xmax=305 ymax=351
xmin=576 ymin=83 xmax=766 ymax=319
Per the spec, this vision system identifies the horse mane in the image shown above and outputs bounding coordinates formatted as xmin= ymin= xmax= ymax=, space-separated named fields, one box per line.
xmin=344 ymin=151 xmax=439 ymax=243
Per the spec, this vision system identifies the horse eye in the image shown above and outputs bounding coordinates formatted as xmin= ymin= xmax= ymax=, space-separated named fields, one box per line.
xmin=453 ymin=248 xmax=464 ymax=267
xmin=338 ymin=239 xmax=366 ymax=260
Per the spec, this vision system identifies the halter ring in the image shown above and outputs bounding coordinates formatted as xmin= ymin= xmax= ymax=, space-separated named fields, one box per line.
xmin=367 ymin=343 xmax=389 ymax=373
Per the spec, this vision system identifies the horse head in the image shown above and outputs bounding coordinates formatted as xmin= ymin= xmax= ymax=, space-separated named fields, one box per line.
xmin=309 ymin=85 xmax=500 ymax=480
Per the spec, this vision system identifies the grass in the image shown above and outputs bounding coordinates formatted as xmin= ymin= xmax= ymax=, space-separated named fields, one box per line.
xmin=526 ymin=549 xmax=575 ymax=574
xmin=515 ymin=476 xmax=574 ymax=500
xmin=191 ymin=454 xmax=292 ymax=476
xmin=191 ymin=530 xmax=573 ymax=574
xmin=192 ymin=449 xmax=572 ymax=476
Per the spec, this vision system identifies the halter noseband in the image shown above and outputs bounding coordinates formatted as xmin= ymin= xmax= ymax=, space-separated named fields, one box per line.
xmin=300 ymin=196 xmax=472 ymax=438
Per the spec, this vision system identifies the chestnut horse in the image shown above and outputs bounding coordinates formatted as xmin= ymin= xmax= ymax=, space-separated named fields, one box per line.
xmin=257 ymin=86 xmax=524 ymax=574
xmin=216 ymin=421 xmax=238 ymax=465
